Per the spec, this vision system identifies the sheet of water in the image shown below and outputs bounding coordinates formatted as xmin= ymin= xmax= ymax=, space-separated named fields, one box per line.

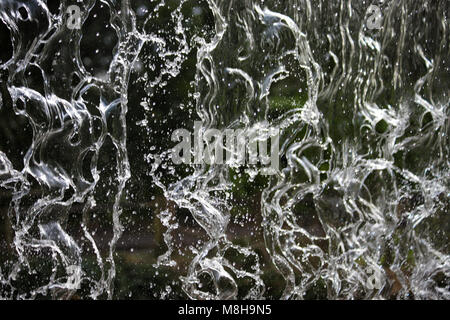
xmin=0 ymin=0 xmax=448 ymax=299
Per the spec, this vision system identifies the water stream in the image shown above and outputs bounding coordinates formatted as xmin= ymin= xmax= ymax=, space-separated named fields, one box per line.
xmin=0 ymin=0 xmax=448 ymax=299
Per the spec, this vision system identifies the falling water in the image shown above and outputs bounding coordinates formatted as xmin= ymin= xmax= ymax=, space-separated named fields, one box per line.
xmin=0 ymin=0 xmax=448 ymax=299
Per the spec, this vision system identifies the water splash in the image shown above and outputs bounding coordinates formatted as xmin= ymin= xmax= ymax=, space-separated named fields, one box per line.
xmin=0 ymin=0 xmax=448 ymax=299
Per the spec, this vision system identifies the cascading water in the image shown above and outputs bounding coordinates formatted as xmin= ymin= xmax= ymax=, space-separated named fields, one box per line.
xmin=0 ymin=0 xmax=448 ymax=300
